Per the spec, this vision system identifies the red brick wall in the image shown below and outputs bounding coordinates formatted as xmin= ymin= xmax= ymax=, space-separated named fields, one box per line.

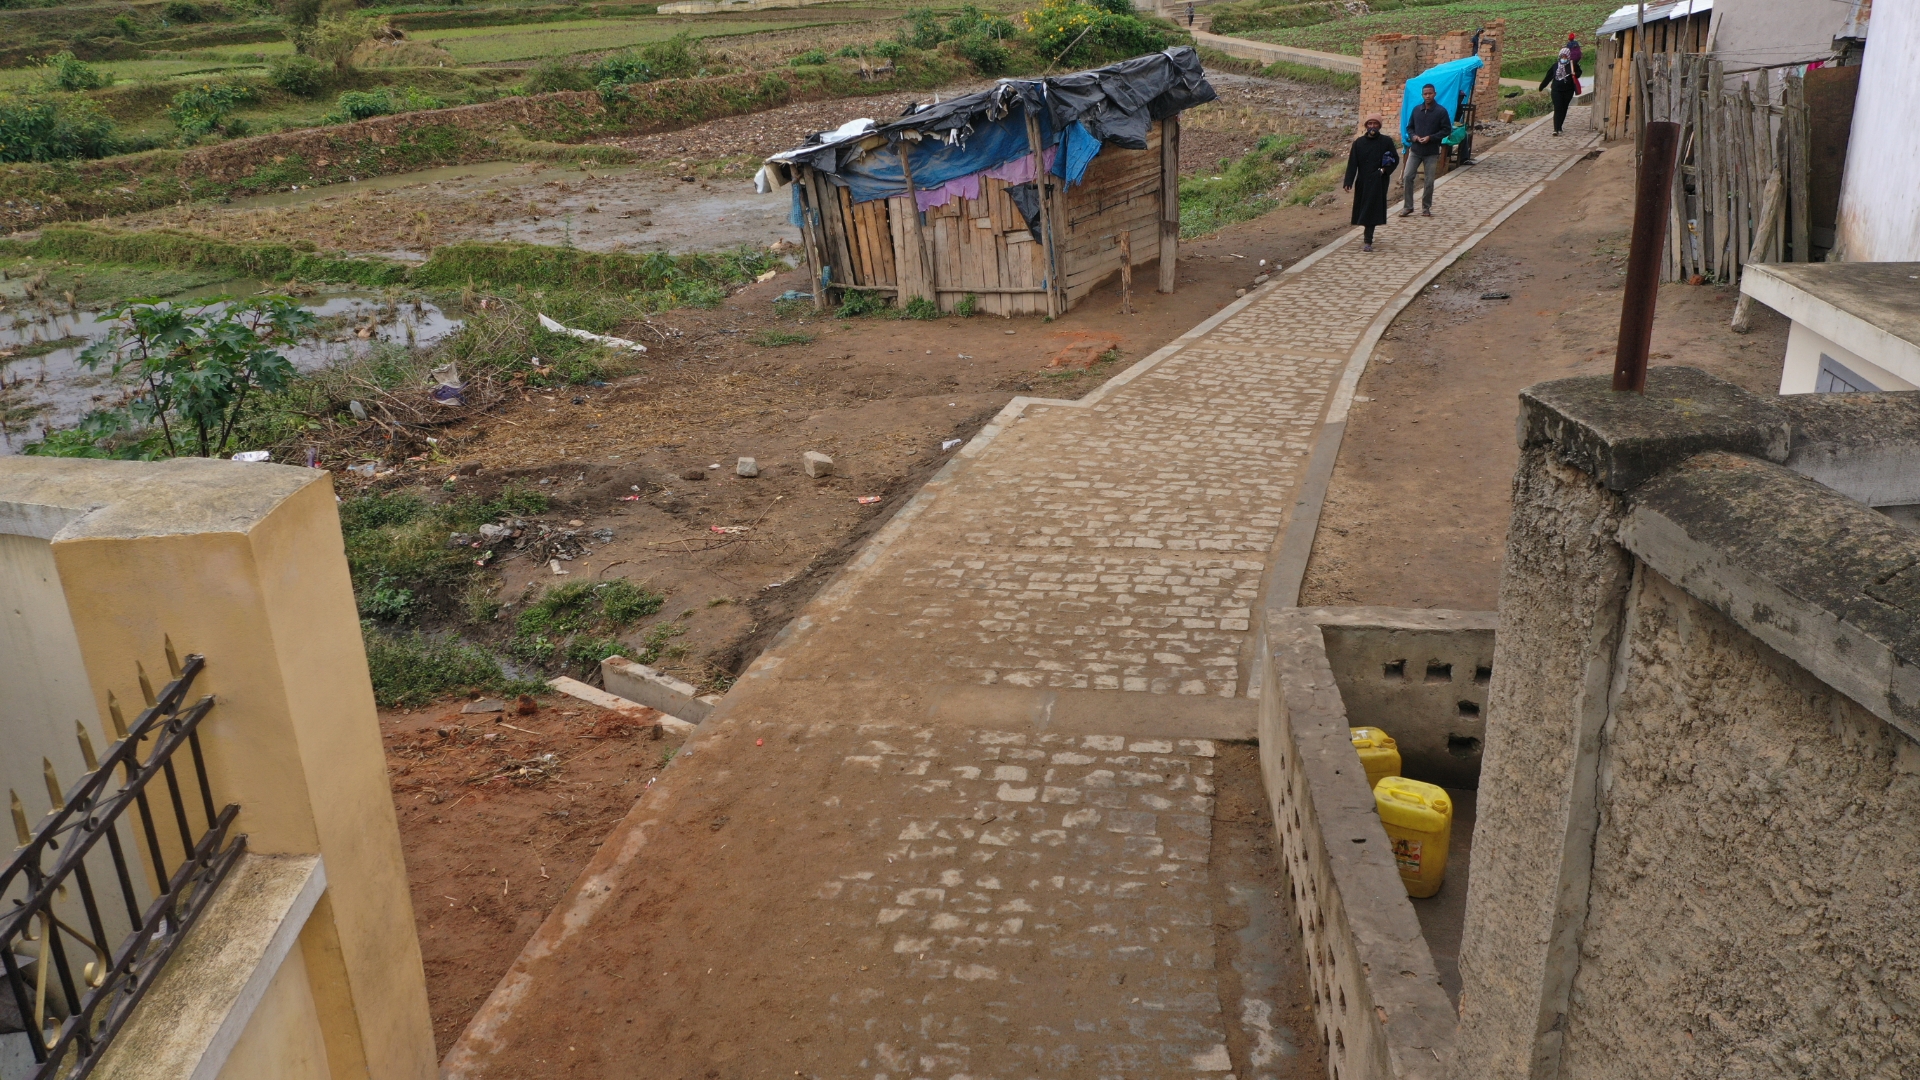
xmin=1357 ymin=19 xmax=1506 ymax=137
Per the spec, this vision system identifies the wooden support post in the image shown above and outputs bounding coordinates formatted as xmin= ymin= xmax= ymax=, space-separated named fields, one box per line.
xmin=1024 ymin=109 xmax=1062 ymax=318
xmin=793 ymin=172 xmax=827 ymax=312
xmin=1786 ymin=75 xmax=1810 ymax=264
xmin=1730 ymin=169 xmax=1783 ymax=333
xmin=1119 ymin=231 xmax=1134 ymax=314
xmin=896 ymin=137 xmax=934 ymax=306
xmin=1158 ymin=115 xmax=1179 ymax=294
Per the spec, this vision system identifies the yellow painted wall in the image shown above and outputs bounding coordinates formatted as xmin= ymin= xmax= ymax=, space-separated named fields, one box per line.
xmin=0 ymin=458 xmax=436 ymax=1080
xmin=217 ymin=937 xmax=332 ymax=1080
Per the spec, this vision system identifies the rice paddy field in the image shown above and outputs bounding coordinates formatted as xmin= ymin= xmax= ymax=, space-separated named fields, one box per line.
xmin=415 ymin=15 xmax=867 ymax=64
xmin=1243 ymin=0 xmax=1620 ymax=69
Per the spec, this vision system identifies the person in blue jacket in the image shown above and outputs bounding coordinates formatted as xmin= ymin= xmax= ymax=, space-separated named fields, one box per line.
xmin=1344 ymin=115 xmax=1399 ymax=252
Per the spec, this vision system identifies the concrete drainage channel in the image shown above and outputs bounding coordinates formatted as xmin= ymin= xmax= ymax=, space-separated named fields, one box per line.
xmin=1260 ymin=606 xmax=1496 ymax=1079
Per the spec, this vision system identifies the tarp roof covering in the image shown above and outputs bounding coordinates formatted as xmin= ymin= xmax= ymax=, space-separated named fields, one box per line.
xmin=760 ymin=47 xmax=1216 ymax=203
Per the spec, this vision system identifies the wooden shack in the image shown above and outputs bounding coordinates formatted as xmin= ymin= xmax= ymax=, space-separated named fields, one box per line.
xmin=1593 ymin=0 xmax=1714 ymax=140
xmin=762 ymin=51 xmax=1216 ymax=317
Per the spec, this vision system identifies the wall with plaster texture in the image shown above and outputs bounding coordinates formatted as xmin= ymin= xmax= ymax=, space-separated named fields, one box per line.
xmin=1561 ymin=567 xmax=1920 ymax=1079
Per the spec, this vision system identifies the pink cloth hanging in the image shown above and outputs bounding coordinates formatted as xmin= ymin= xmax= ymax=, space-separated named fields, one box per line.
xmin=912 ymin=147 xmax=1059 ymax=212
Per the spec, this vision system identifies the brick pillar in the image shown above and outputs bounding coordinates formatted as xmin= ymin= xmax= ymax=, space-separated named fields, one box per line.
xmin=1474 ymin=19 xmax=1506 ymax=127
xmin=1360 ymin=33 xmax=1424 ymax=135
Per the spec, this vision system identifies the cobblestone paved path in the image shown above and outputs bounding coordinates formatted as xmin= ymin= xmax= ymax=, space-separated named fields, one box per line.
xmin=443 ymin=113 xmax=1599 ymax=1080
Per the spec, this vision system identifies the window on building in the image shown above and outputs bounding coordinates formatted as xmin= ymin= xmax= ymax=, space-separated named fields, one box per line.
xmin=1815 ymin=354 xmax=1878 ymax=393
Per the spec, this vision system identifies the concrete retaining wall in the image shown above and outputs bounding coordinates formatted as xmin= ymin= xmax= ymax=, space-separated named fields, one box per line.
xmin=1261 ymin=607 xmax=1468 ymax=1080
xmin=1452 ymin=369 xmax=1920 ymax=1080
xmin=1320 ymin=618 xmax=1494 ymax=789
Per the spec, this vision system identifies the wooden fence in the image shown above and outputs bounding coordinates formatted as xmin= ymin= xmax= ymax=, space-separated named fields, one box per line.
xmin=1633 ymin=51 xmax=1813 ymax=283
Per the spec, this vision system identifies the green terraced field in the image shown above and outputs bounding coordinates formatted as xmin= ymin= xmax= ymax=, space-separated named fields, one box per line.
xmin=419 ymin=16 xmax=853 ymax=63
xmin=0 ymin=57 xmax=272 ymax=91
xmin=1245 ymin=0 xmax=1619 ymax=64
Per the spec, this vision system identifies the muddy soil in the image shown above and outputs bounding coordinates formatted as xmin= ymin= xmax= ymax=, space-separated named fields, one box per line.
xmin=384 ymin=694 xmax=688 ymax=1052
xmin=1299 ymin=140 xmax=1791 ymax=611
xmin=390 ymin=190 xmax=1352 ymax=690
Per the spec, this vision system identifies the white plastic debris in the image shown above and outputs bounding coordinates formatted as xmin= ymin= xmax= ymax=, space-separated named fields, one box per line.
xmin=537 ymin=313 xmax=647 ymax=353
xmin=942 ymin=439 xmax=962 ymax=451
xmin=230 ymin=450 xmax=271 ymax=462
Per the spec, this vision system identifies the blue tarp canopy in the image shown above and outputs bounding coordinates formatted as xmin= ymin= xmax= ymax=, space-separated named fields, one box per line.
xmin=1400 ymin=54 xmax=1482 ymax=148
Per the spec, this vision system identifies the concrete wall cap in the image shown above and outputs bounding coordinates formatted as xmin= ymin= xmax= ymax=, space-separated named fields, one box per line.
xmin=0 ymin=457 xmax=321 ymax=541
xmin=1517 ymin=367 xmax=1791 ymax=491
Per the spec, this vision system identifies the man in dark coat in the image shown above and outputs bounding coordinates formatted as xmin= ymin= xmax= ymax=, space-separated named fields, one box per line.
xmin=1401 ymin=82 xmax=1450 ymax=217
xmin=1344 ymin=115 xmax=1398 ymax=252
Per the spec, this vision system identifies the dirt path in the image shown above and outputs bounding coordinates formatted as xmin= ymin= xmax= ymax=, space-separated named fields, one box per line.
xmin=1297 ymin=139 xmax=1790 ymax=611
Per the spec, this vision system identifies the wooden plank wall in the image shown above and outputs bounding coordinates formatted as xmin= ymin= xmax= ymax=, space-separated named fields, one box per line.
xmin=1600 ymin=14 xmax=1710 ymax=142
xmin=806 ymin=118 xmax=1171 ymax=315
xmin=1060 ymin=120 xmax=1166 ymax=307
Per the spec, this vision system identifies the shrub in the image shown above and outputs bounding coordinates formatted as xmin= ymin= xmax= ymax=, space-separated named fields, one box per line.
xmin=590 ymin=32 xmax=704 ymax=94
xmin=349 ymin=39 xmax=458 ymax=68
xmin=78 ymin=296 xmax=312 ymax=458
xmin=162 ymin=1 xmax=206 ymax=22
xmin=873 ymin=40 xmax=905 ymax=59
xmin=0 ymin=95 xmax=119 ymax=162
xmin=790 ymin=48 xmax=830 ymax=66
xmin=268 ymin=54 xmax=328 ymax=96
xmin=953 ymin=33 xmax=1010 ymax=74
xmin=167 ymin=81 xmax=253 ymax=139
xmin=525 ymin=56 xmax=592 ymax=93
xmin=324 ymin=85 xmax=443 ymax=123
xmin=294 ymin=13 xmax=386 ymax=71
xmin=902 ymin=295 xmax=941 ymax=320
xmin=835 ymin=289 xmax=889 ymax=317
xmin=509 ymin=579 xmax=665 ymax=672
xmin=362 ymin=626 xmax=530 ymax=707
xmin=38 ymin=52 xmax=111 ymax=92
xmin=1020 ymin=0 xmax=1168 ymax=66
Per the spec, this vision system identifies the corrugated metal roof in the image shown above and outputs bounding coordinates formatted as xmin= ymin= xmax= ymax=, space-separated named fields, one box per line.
xmin=1597 ymin=0 xmax=1713 ymax=38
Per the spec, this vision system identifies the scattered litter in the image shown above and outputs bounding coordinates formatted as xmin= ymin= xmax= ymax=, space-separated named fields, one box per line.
xmin=707 ymin=463 xmax=721 ymax=470
xmin=230 ymin=450 xmax=271 ymax=462
xmin=775 ymin=290 xmax=812 ymax=302
xmin=348 ymin=400 xmax=369 ymax=421
xmin=1005 ymin=330 xmax=1015 ymax=335
xmin=755 ymin=269 xmax=778 ymax=283
xmin=942 ymin=439 xmax=962 ymax=450
xmin=857 ymin=496 xmax=882 ymax=505
xmin=756 ymin=738 xmax=764 ymax=746
xmin=591 ymin=528 xmax=615 ymax=543
xmin=568 ymin=519 xmax=584 ymax=526
xmin=1480 ymin=292 xmax=1511 ymax=300
xmin=549 ymin=559 xmax=569 ymax=575
xmin=462 ymin=699 xmax=505 ymax=714
xmin=620 ymin=494 xmax=642 ymax=501
xmin=957 ymin=353 xmax=973 ymax=359
xmin=763 ymin=581 xmax=785 ymax=590
xmin=710 ymin=525 xmax=750 ymax=535
xmin=537 ymin=313 xmax=647 ymax=353
xmin=1229 ymin=253 xmax=1246 ymax=259
xmin=347 ymin=462 xmax=376 ymax=477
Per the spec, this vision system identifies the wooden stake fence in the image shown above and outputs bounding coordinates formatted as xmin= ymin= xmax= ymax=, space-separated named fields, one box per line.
xmin=1631 ymin=52 xmax=1814 ymax=284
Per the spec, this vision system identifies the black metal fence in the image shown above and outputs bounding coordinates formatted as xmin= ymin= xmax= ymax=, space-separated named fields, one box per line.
xmin=1 ymin=648 xmax=243 ymax=1080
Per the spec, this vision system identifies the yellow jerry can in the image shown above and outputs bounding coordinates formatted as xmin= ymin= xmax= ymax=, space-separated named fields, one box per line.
xmin=1374 ymin=776 xmax=1452 ymax=898
xmin=1349 ymin=727 xmax=1402 ymax=792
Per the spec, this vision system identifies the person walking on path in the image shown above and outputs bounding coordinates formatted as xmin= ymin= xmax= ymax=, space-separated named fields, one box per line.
xmin=1401 ymin=83 xmax=1449 ymax=218
xmin=1540 ymin=46 xmax=1583 ymax=135
xmin=1186 ymin=1 xmax=1194 ymax=26
xmin=1344 ymin=115 xmax=1399 ymax=252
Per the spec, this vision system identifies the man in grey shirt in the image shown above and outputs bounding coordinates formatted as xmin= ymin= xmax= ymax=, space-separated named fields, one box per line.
xmin=1401 ymin=83 xmax=1450 ymax=217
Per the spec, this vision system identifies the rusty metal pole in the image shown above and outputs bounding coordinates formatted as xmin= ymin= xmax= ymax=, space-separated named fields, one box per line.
xmin=1613 ymin=119 xmax=1680 ymax=392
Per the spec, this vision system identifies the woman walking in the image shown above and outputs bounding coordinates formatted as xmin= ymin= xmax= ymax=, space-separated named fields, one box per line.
xmin=1343 ymin=115 xmax=1399 ymax=251
xmin=1540 ymin=46 xmax=1583 ymax=135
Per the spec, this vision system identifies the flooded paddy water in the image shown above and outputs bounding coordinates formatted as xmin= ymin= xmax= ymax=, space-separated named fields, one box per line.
xmin=121 ymin=160 xmax=796 ymax=262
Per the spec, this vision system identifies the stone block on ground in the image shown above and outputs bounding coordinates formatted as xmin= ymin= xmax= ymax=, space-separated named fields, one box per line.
xmin=803 ymin=451 xmax=833 ymax=478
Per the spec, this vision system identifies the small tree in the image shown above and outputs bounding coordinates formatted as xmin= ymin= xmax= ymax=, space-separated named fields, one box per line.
xmin=80 ymin=297 xmax=314 ymax=458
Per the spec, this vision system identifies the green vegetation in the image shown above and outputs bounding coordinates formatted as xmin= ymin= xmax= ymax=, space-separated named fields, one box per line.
xmin=1208 ymin=0 xmax=1342 ymax=36
xmin=1259 ymin=57 xmax=1358 ymax=91
xmin=1016 ymin=0 xmax=1170 ymax=68
xmin=413 ymin=241 xmax=777 ymax=300
xmin=1179 ymin=133 xmax=1325 ymax=238
xmin=416 ymin=18 xmax=829 ymax=64
xmin=747 ymin=329 xmax=814 ymax=347
xmin=38 ymin=52 xmax=114 ymax=92
xmin=0 ymin=95 xmax=120 ymax=162
xmin=167 ymin=80 xmax=254 ymax=138
xmin=323 ymin=84 xmax=444 ymax=122
xmin=268 ymin=54 xmax=328 ymax=96
xmin=361 ymin=627 xmax=544 ymax=707
xmin=1237 ymin=0 xmax=1615 ymax=72
xmin=77 ymin=296 xmax=312 ymax=458
xmin=340 ymin=484 xmax=551 ymax=619
xmin=508 ymin=579 xmax=665 ymax=671
xmin=6 ymin=226 xmax=411 ymax=287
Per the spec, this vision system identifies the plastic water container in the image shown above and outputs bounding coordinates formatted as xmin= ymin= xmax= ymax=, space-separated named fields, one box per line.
xmin=1375 ymin=776 xmax=1452 ymax=898
xmin=1349 ymin=727 xmax=1402 ymax=792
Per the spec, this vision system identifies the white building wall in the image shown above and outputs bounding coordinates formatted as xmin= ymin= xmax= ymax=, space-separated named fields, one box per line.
xmin=1835 ymin=1 xmax=1920 ymax=262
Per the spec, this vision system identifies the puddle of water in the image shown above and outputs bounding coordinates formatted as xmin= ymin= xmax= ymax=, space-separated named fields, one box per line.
xmin=0 ymin=282 xmax=461 ymax=456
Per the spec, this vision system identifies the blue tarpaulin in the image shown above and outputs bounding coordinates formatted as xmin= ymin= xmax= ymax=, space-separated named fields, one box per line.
xmin=1400 ymin=54 xmax=1482 ymax=148
xmin=834 ymin=113 xmax=1051 ymax=205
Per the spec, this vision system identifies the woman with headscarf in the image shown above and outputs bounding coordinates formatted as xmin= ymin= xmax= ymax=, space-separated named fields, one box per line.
xmin=1343 ymin=115 xmax=1398 ymax=252
xmin=1539 ymin=46 xmax=1583 ymax=136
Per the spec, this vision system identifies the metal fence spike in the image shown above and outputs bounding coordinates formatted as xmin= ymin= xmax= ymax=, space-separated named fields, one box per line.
xmin=76 ymin=722 xmax=100 ymax=771
xmin=107 ymin=691 xmax=130 ymax=740
xmin=9 ymin=789 xmax=28 ymax=848
xmin=42 ymin=758 xmax=63 ymax=810
xmin=137 ymin=661 xmax=157 ymax=708
xmin=164 ymin=635 xmax=182 ymax=678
